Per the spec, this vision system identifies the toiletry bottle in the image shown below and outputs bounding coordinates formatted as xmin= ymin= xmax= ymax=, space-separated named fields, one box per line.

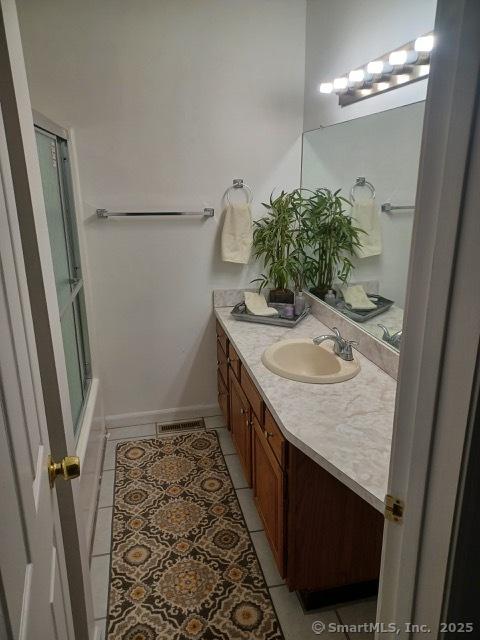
xmin=294 ymin=292 xmax=306 ymax=316
xmin=324 ymin=290 xmax=336 ymax=307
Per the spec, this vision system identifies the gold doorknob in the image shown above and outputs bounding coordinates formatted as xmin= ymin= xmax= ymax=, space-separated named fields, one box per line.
xmin=48 ymin=455 xmax=80 ymax=488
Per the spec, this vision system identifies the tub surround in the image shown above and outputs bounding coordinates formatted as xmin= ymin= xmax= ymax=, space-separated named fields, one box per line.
xmin=214 ymin=306 xmax=396 ymax=513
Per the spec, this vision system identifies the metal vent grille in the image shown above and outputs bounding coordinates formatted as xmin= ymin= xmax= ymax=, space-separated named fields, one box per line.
xmin=157 ymin=419 xmax=205 ymax=434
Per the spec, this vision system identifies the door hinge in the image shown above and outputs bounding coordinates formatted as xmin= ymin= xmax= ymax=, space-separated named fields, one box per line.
xmin=384 ymin=494 xmax=405 ymax=523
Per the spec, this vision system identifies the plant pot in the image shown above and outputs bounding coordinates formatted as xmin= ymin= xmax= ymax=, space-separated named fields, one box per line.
xmin=269 ymin=288 xmax=295 ymax=304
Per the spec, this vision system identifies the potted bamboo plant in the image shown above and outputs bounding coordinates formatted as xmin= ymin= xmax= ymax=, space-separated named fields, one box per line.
xmin=251 ymin=190 xmax=301 ymax=304
xmin=298 ymin=188 xmax=363 ymax=298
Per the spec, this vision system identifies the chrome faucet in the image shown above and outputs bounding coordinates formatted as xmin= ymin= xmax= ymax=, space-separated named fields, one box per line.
xmin=313 ymin=327 xmax=357 ymax=361
xmin=378 ymin=324 xmax=402 ymax=349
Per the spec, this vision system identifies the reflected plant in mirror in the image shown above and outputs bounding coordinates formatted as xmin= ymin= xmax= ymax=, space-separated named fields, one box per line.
xmin=297 ymin=188 xmax=363 ymax=298
xmin=301 ymin=101 xmax=426 ymax=352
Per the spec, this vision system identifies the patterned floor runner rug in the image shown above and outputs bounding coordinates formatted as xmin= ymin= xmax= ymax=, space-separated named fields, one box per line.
xmin=107 ymin=431 xmax=284 ymax=639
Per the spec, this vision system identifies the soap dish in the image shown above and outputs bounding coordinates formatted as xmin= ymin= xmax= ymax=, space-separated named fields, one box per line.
xmin=230 ymin=302 xmax=310 ymax=328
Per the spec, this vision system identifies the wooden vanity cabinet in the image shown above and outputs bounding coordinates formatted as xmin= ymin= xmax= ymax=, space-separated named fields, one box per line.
xmin=287 ymin=445 xmax=383 ymax=600
xmin=229 ymin=368 xmax=252 ymax=486
xmin=215 ymin=318 xmax=382 ymax=605
xmin=252 ymin=413 xmax=286 ymax=577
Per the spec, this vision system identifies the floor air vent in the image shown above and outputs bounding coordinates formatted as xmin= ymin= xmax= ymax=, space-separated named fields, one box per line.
xmin=156 ymin=418 xmax=205 ymax=434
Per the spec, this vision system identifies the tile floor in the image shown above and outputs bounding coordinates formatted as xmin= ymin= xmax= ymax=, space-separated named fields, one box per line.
xmin=90 ymin=415 xmax=376 ymax=639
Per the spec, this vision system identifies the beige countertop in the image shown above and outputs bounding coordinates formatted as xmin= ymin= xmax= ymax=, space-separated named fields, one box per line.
xmin=215 ymin=307 xmax=397 ymax=512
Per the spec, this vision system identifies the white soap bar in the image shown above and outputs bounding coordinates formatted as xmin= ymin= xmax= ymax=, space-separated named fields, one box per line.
xmin=244 ymin=292 xmax=278 ymax=317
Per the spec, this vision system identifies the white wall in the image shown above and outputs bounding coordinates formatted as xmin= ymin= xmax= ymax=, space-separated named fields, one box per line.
xmin=304 ymin=0 xmax=437 ymax=130
xmin=17 ymin=0 xmax=306 ymax=421
xmin=302 ymin=101 xmax=425 ymax=308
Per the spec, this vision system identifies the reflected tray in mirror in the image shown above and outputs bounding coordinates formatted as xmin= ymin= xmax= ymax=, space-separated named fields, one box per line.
xmin=338 ymin=295 xmax=394 ymax=323
xmin=230 ymin=302 xmax=310 ymax=327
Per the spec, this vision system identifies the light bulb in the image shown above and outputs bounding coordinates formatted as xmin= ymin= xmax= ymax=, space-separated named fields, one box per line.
xmin=389 ymin=49 xmax=418 ymax=66
xmin=415 ymin=35 xmax=434 ymax=52
xmin=389 ymin=50 xmax=407 ymax=65
xmin=319 ymin=82 xmax=333 ymax=94
xmin=367 ymin=60 xmax=384 ymax=74
xmin=348 ymin=69 xmax=365 ymax=83
xmin=333 ymin=77 xmax=348 ymax=91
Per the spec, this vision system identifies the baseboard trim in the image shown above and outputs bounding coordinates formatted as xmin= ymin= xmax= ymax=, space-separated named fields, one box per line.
xmin=105 ymin=403 xmax=221 ymax=429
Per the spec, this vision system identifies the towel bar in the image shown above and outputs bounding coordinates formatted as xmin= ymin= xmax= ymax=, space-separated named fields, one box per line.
xmin=96 ymin=208 xmax=214 ymax=219
xmin=381 ymin=203 xmax=415 ymax=213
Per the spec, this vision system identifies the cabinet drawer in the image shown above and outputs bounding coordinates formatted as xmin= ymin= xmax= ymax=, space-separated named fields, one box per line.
xmin=240 ymin=367 xmax=263 ymax=423
xmin=227 ymin=341 xmax=241 ymax=380
xmin=264 ymin=408 xmax=286 ymax=468
xmin=217 ymin=370 xmax=229 ymax=427
xmin=216 ymin=339 xmax=228 ymax=387
xmin=216 ymin=320 xmax=228 ymax=355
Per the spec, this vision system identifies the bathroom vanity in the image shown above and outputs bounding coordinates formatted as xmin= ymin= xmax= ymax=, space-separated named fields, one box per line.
xmin=214 ymin=306 xmax=396 ymax=607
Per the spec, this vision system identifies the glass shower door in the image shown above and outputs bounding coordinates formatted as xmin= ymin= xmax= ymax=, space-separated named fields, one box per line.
xmin=35 ymin=127 xmax=91 ymax=433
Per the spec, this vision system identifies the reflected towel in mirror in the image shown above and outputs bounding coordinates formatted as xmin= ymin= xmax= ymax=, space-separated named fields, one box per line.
xmin=352 ymin=200 xmax=382 ymax=258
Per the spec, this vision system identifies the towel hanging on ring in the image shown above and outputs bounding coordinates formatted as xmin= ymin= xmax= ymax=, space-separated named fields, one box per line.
xmin=221 ymin=203 xmax=253 ymax=264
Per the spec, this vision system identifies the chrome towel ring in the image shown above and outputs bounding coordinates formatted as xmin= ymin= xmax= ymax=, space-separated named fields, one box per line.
xmin=350 ymin=176 xmax=375 ymax=202
xmin=225 ymin=178 xmax=253 ymax=206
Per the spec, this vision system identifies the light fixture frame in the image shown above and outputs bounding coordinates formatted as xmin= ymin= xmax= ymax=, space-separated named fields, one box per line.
xmin=337 ymin=34 xmax=432 ymax=107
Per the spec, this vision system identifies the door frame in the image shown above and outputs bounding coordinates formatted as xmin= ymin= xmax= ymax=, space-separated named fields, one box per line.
xmin=0 ymin=0 xmax=94 ymax=637
xmin=377 ymin=0 xmax=480 ymax=636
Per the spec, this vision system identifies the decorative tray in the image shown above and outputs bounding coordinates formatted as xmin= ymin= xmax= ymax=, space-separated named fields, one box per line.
xmin=230 ymin=302 xmax=310 ymax=328
xmin=337 ymin=294 xmax=395 ymax=323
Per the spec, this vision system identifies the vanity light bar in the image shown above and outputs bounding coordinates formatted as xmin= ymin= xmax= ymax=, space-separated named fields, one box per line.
xmin=318 ymin=32 xmax=433 ymax=107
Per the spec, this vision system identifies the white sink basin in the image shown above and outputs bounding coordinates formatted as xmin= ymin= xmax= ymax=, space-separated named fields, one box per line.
xmin=262 ymin=338 xmax=360 ymax=384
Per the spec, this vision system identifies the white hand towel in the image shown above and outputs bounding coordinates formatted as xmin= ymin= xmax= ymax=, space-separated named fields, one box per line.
xmin=221 ymin=203 xmax=253 ymax=264
xmin=244 ymin=292 xmax=278 ymax=317
xmin=341 ymin=284 xmax=377 ymax=310
xmin=352 ymin=200 xmax=382 ymax=258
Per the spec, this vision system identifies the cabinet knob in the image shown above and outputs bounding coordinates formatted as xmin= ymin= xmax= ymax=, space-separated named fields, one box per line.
xmin=227 ymin=357 xmax=231 ymax=363
xmin=264 ymin=430 xmax=274 ymax=438
xmin=216 ymin=360 xmax=220 ymax=365
xmin=240 ymin=408 xmax=246 ymax=415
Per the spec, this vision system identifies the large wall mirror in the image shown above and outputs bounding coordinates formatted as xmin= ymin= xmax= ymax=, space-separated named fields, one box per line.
xmin=301 ymin=101 xmax=425 ymax=351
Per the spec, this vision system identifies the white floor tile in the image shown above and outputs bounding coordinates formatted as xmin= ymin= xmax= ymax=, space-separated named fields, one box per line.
xmin=94 ymin=617 xmax=107 ymax=640
xmin=225 ymin=453 xmax=249 ymax=489
xmin=91 ymin=555 xmax=110 ymax=620
xmin=217 ymin=427 xmax=236 ymax=455
xmin=204 ymin=414 xmax=226 ymax=429
xmin=107 ymin=423 xmax=156 ymax=440
xmin=251 ymin=530 xmax=284 ymax=587
xmin=98 ymin=470 xmax=115 ymax=508
xmin=236 ymin=488 xmax=263 ymax=532
xmin=269 ymin=586 xmax=344 ymax=640
xmin=336 ymin=598 xmax=377 ymax=639
xmin=103 ymin=440 xmax=117 ymax=470
xmin=92 ymin=507 xmax=113 ymax=557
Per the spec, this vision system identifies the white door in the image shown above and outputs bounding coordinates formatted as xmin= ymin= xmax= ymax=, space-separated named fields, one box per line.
xmin=0 ymin=1 xmax=94 ymax=637
xmin=0 ymin=105 xmax=75 ymax=638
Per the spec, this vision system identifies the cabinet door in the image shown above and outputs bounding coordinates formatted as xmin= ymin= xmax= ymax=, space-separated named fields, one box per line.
xmin=229 ymin=370 xmax=252 ymax=486
xmin=217 ymin=370 xmax=229 ymax=428
xmin=252 ymin=415 xmax=286 ymax=576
